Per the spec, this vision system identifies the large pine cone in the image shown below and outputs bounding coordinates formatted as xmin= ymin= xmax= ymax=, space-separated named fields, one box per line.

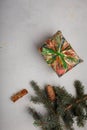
xmin=46 ymin=85 xmax=56 ymax=101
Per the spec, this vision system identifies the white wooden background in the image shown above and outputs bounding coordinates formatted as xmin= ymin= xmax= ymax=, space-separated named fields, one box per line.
xmin=0 ymin=0 xmax=87 ymax=130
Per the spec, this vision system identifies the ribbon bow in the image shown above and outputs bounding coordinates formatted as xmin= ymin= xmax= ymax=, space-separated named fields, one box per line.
xmin=41 ymin=38 xmax=78 ymax=69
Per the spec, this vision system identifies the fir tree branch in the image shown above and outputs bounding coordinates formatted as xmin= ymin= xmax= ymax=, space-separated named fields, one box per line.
xmin=29 ymin=80 xmax=87 ymax=130
xmin=74 ymin=80 xmax=84 ymax=98
xmin=30 ymin=81 xmax=57 ymax=115
xmin=65 ymin=95 xmax=87 ymax=111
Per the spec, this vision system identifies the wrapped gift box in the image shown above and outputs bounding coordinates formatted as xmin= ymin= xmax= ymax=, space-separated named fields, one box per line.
xmin=39 ymin=31 xmax=83 ymax=77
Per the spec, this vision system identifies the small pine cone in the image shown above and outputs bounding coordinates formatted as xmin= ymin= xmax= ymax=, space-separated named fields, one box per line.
xmin=46 ymin=85 xmax=56 ymax=101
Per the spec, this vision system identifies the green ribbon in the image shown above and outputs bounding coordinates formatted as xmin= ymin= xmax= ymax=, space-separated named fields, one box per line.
xmin=42 ymin=47 xmax=77 ymax=69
